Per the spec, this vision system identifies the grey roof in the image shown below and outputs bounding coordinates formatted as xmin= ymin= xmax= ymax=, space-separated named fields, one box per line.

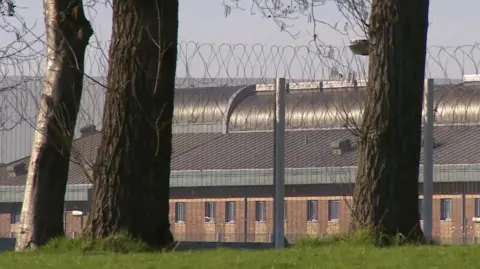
xmin=0 ymin=125 xmax=479 ymax=186
xmin=172 ymin=126 xmax=480 ymax=170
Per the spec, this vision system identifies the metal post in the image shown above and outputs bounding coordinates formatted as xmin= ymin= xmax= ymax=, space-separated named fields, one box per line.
xmin=274 ymin=78 xmax=286 ymax=249
xmin=63 ymin=206 xmax=67 ymax=232
xmin=244 ymin=196 xmax=248 ymax=242
xmin=423 ymin=78 xmax=434 ymax=241
xmin=461 ymin=191 xmax=466 ymax=244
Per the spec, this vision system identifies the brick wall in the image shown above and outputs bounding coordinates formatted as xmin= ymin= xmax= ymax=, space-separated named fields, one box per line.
xmin=0 ymin=194 xmax=479 ymax=244
xmin=169 ymin=196 xmax=367 ymax=242
xmin=167 ymin=195 xmax=476 ymax=244
xmin=0 ymin=203 xmax=13 ymax=238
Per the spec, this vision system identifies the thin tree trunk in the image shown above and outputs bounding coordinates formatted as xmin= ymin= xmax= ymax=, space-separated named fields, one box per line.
xmin=350 ymin=0 xmax=429 ymax=243
xmin=16 ymin=0 xmax=93 ymax=250
xmin=83 ymin=0 xmax=178 ymax=248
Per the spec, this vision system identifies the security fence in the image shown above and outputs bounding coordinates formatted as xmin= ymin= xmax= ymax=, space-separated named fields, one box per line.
xmin=0 ymin=41 xmax=480 ymax=246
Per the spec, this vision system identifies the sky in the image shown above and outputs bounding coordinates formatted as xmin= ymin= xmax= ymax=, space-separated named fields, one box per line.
xmin=1 ymin=0 xmax=480 ymax=79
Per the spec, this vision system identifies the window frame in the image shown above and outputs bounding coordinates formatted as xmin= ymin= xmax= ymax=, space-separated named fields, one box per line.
xmin=475 ymin=198 xmax=480 ymax=218
xmin=255 ymin=201 xmax=267 ymax=222
xmin=440 ymin=198 xmax=452 ymax=221
xmin=204 ymin=202 xmax=216 ymax=223
xmin=307 ymin=200 xmax=318 ymax=222
xmin=10 ymin=203 xmax=22 ymax=224
xmin=225 ymin=201 xmax=236 ymax=223
xmin=174 ymin=202 xmax=186 ymax=223
xmin=328 ymin=200 xmax=340 ymax=221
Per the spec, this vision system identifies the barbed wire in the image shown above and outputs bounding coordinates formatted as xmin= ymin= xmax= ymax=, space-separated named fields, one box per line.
xmin=1 ymin=41 xmax=480 ymax=161
xmin=3 ymin=41 xmax=480 ymax=83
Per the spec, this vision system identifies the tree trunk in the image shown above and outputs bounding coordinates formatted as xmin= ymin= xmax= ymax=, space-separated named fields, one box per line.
xmin=83 ymin=0 xmax=178 ymax=248
xmin=16 ymin=0 xmax=93 ymax=250
xmin=350 ymin=0 xmax=429 ymax=243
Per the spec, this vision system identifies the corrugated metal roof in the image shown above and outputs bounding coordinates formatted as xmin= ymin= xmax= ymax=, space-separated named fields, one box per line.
xmin=173 ymin=86 xmax=241 ymax=124
xmin=229 ymin=83 xmax=480 ymax=131
xmin=2 ymin=77 xmax=480 ymax=164
xmin=0 ymin=125 xmax=478 ymax=186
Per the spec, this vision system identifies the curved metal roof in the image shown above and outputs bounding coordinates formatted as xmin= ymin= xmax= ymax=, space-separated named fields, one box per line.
xmin=173 ymin=86 xmax=241 ymax=124
xmin=434 ymin=83 xmax=480 ymax=124
xmin=229 ymin=88 xmax=363 ymax=131
xmin=228 ymin=82 xmax=480 ymax=131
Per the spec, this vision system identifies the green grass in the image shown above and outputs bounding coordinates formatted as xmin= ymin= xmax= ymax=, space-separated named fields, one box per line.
xmin=1 ymin=235 xmax=479 ymax=269
xmin=40 ymin=232 xmax=153 ymax=253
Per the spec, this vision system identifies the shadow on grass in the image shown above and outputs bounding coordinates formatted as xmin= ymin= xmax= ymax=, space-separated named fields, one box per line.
xmin=294 ymin=230 xmax=441 ymax=249
xmin=39 ymin=234 xmax=271 ymax=254
xmin=34 ymin=230 xmax=443 ymax=254
xmin=40 ymin=232 xmax=155 ymax=254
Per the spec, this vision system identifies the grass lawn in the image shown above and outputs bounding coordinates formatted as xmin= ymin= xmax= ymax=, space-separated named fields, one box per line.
xmin=1 ymin=243 xmax=480 ymax=269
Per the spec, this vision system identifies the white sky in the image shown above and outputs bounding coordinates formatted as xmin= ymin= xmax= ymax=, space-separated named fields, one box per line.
xmin=1 ymin=0 xmax=480 ymax=80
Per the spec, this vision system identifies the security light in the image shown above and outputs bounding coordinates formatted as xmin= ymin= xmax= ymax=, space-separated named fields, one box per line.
xmin=72 ymin=210 xmax=84 ymax=216
xmin=348 ymin=39 xmax=369 ymax=56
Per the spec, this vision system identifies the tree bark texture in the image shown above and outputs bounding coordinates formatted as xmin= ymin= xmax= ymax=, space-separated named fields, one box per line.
xmin=350 ymin=0 xmax=430 ymax=242
xmin=83 ymin=0 xmax=178 ymax=248
xmin=16 ymin=0 xmax=93 ymax=250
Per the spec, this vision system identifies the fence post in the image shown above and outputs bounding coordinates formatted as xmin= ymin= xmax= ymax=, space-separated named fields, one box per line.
xmin=63 ymin=206 xmax=67 ymax=233
xmin=274 ymin=78 xmax=286 ymax=249
xmin=244 ymin=196 xmax=248 ymax=243
xmin=423 ymin=78 xmax=434 ymax=241
xmin=461 ymin=191 xmax=466 ymax=244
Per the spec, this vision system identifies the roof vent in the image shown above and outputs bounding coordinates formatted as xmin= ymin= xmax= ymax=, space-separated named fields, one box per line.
xmin=331 ymin=139 xmax=352 ymax=155
xmin=79 ymin=124 xmax=97 ymax=137
xmin=7 ymin=162 xmax=27 ymax=177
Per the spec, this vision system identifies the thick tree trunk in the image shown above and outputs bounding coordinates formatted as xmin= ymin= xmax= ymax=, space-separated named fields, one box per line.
xmin=350 ymin=0 xmax=429 ymax=242
xmin=16 ymin=0 xmax=93 ymax=250
xmin=83 ymin=0 xmax=178 ymax=248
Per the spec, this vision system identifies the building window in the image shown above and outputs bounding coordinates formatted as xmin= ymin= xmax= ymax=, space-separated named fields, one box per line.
xmin=225 ymin=201 xmax=235 ymax=223
xmin=205 ymin=202 xmax=216 ymax=223
xmin=175 ymin=202 xmax=185 ymax=223
xmin=11 ymin=203 xmax=22 ymax=224
xmin=440 ymin=199 xmax=452 ymax=221
xmin=476 ymin=199 xmax=480 ymax=218
xmin=284 ymin=200 xmax=287 ymax=221
xmin=418 ymin=199 xmax=423 ymax=220
xmin=328 ymin=200 xmax=339 ymax=221
xmin=255 ymin=201 xmax=267 ymax=222
xmin=307 ymin=200 xmax=318 ymax=221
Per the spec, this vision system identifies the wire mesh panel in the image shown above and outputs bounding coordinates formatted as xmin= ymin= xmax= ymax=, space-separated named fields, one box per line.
xmin=1 ymin=41 xmax=480 ymax=247
xmin=0 ymin=35 xmax=106 ymax=245
xmin=426 ymin=44 xmax=480 ymax=244
xmin=169 ymin=42 xmax=367 ymax=243
xmin=282 ymin=80 xmax=362 ymax=243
